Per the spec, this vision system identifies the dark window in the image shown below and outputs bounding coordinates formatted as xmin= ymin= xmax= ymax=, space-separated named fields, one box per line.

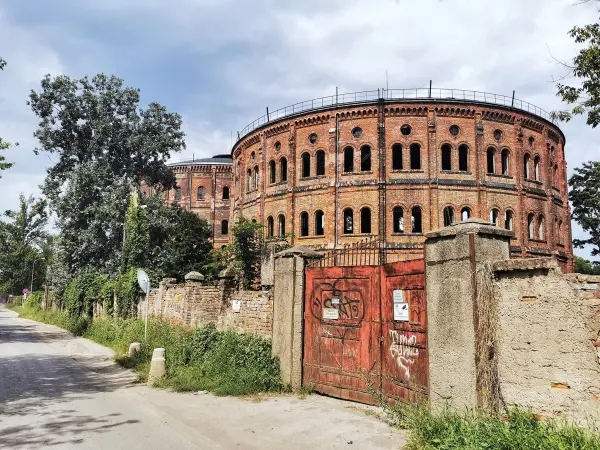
xmin=524 ymin=154 xmax=531 ymax=179
xmin=280 ymin=157 xmax=288 ymax=182
xmin=300 ymin=212 xmax=309 ymax=237
xmin=449 ymin=125 xmax=460 ymax=136
xmin=269 ymin=160 xmax=276 ymax=184
xmin=392 ymin=144 xmax=403 ymax=170
xmin=528 ymin=213 xmax=534 ymax=239
xmin=360 ymin=145 xmax=371 ymax=171
xmin=197 ymin=186 xmax=205 ymax=200
xmin=494 ymin=129 xmax=503 ymax=141
xmin=221 ymin=220 xmax=229 ymax=235
xmin=400 ymin=124 xmax=412 ymax=136
xmin=410 ymin=144 xmax=421 ymax=170
xmin=344 ymin=147 xmax=354 ymax=173
xmin=557 ymin=220 xmax=562 ymax=244
xmin=534 ymin=156 xmax=541 ymax=181
xmin=490 ymin=208 xmax=499 ymax=226
xmin=315 ymin=210 xmax=325 ymax=236
xmin=246 ymin=170 xmax=251 ymax=192
xmin=501 ymin=149 xmax=510 ymax=175
xmin=360 ymin=207 xmax=371 ymax=234
xmin=343 ymin=209 xmax=353 ymax=234
xmin=222 ymin=186 xmax=229 ymax=200
xmin=487 ymin=147 xmax=495 ymax=174
xmin=458 ymin=145 xmax=468 ymax=172
xmin=443 ymin=206 xmax=454 ymax=226
xmin=411 ymin=207 xmax=422 ymax=233
xmin=505 ymin=210 xmax=513 ymax=231
xmin=316 ymin=150 xmax=325 ymax=176
xmin=278 ymin=214 xmax=286 ymax=237
xmin=267 ymin=216 xmax=274 ymax=237
xmin=352 ymin=127 xmax=362 ymax=138
xmin=309 ymin=133 xmax=318 ymax=144
xmin=553 ymin=164 xmax=558 ymax=187
xmin=461 ymin=207 xmax=471 ymax=221
xmin=253 ymin=166 xmax=259 ymax=189
xmin=393 ymin=207 xmax=404 ymax=233
xmin=441 ymin=144 xmax=452 ymax=171
xmin=301 ymin=153 xmax=310 ymax=178
xmin=528 ymin=136 xmax=534 ymax=146
xmin=274 ymin=141 xmax=281 ymax=152
xmin=175 ymin=187 xmax=182 ymax=201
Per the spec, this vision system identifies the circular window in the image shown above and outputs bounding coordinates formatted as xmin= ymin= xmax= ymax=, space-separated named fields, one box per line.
xmin=400 ymin=124 xmax=412 ymax=136
xmin=274 ymin=142 xmax=281 ymax=152
xmin=449 ymin=125 xmax=460 ymax=136
xmin=528 ymin=136 xmax=534 ymax=146
xmin=494 ymin=129 xmax=503 ymax=141
xmin=309 ymin=133 xmax=318 ymax=144
xmin=352 ymin=127 xmax=363 ymax=138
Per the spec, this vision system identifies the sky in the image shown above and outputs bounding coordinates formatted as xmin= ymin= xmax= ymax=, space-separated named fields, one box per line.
xmin=0 ymin=0 xmax=598 ymax=260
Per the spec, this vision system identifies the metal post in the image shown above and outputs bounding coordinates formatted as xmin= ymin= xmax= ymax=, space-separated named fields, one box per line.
xmin=144 ymin=280 xmax=150 ymax=342
xmin=266 ymin=107 xmax=270 ymax=121
xmin=429 ymin=80 xmax=432 ymax=98
xmin=30 ymin=258 xmax=42 ymax=293
xmin=511 ymin=90 xmax=515 ymax=107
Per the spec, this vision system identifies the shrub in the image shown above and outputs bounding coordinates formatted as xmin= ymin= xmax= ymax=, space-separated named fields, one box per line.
xmin=23 ymin=292 xmax=43 ymax=309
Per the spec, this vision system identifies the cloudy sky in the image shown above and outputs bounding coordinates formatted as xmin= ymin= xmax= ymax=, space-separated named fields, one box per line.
xmin=0 ymin=0 xmax=598 ymax=260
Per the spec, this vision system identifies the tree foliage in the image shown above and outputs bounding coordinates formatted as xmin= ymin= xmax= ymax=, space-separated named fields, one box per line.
xmin=229 ymin=217 xmax=264 ymax=289
xmin=574 ymin=256 xmax=600 ymax=274
xmin=569 ymin=161 xmax=600 ymax=256
xmin=0 ymin=57 xmax=15 ymax=176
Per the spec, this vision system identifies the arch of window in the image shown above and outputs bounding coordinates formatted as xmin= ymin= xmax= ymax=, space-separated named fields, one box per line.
xmin=221 ymin=220 xmax=229 ymax=235
xmin=441 ymin=144 xmax=452 ymax=171
xmin=504 ymin=210 xmax=513 ymax=231
xmin=458 ymin=144 xmax=469 ymax=172
xmin=197 ymin=186 xmax=205 ymax=201
xmin=300 ymin=211 xmax=309 ymax=237
xmin=360 ymin=145 xmax=371 ymax=172
xmin=360 ymin=207 xmax=372 ymax=234
xmin=316 ymin=150 xmax=326 ymax=176
xmin=410 ymin=144 xmax=421 ymax=170
xmin=486 ymin=147 xmax=496 ymax=174
xmin=174 ymin=187 xmax=182 ymax=201
xmin=301 ymin=152 xmax=311 ymax=178
xmin=267 ymin=216 xmax=274 ymax=237
xmin=344 ymin=146 xmax=354 ymax=173
xmin=443 ymin=206 xmax=454 ymax=226
xmin=269 ymin=160 xmax=276 ymax=184
xmin=343 ymin=208 xmax=354 ymax=234
xmin=222 ymin=186 xmax=230 ymax=200
xmin=393 ymin=206 xmax=404 ymax=233
xmin=538 ymin=214 xmax=545 ymax=240
xmin=461 ymin=207 xmax=471 ymax=221
xmin=524 ymin=154 xmax=531 ymax=179
xmin=278 ymin=214 xmax=286 ymax=237
xmin=392 ymin=144 xmax=403 ymax=170
xmin=411 ymin=206 xmax=423 ymax=233
xmin=280 ymin=157 xmax=288 ymax=183
xmin=315 ymin=210 xmax=325 ymax=236
xmin=489 ymin=208 xmax=499 ymax=226
xmin=534 ymin=155 xmax=541 ymax=181
xmin=501 ymin=148 xmax=510 ymax=175
xmin=527 ymin=213 xmax=535 ymax=239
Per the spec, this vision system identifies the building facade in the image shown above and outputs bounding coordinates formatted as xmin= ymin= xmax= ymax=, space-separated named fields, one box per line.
xmin=231 ymin=89 xmax=573 ymax=272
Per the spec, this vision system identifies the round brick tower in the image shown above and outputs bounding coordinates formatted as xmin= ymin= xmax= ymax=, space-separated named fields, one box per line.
xmin=231 ymin=89 xmax=572 ymax=272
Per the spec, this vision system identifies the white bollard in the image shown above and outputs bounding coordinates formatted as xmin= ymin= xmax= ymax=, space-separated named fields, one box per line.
xmin=148 ymin=347 xmax=166 ymax=386
xmin=128 ymin=342 xmax=141 ymax=358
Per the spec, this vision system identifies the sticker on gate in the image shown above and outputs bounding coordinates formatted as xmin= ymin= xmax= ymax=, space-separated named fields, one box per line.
xmin=393 ymin=290 xmax=409 ymax=321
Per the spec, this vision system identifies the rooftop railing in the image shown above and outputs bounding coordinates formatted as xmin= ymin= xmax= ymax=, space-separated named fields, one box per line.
xmin=236 ymin=88 xmax=557 ymax=142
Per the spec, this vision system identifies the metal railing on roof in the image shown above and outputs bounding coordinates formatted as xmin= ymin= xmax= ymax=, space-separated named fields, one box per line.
xmin=236 ymin=88 xmax=557 ymax=143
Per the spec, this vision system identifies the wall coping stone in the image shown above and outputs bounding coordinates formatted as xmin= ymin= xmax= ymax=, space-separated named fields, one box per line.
xmin=184 ymin=271 xmax=205 ymax=282
xmin=275 ymin=245 xmax=324 ymax=259
xmin=564 ymin=273 xmax=600 ymax=283
xmin=493 ymin=257 xmax=557 ymax=273
xmin=425 ymin=219 xmax=514 ymax=240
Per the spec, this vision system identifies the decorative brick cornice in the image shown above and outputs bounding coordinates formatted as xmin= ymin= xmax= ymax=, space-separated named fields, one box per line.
xmin=384 ymin=106 xmax=428 ymax=117
xmin=339 ymin=108 xmax=379 ymax=121
xmin=294 ymin=114 xmax=330 ymax=129
xmin=434 ymin=106 xmax=476 ymax=119
xmin=482 ymin=110 xmax=516 ymax=124
xmin=521 ymin=117 xmax=544 ymax=132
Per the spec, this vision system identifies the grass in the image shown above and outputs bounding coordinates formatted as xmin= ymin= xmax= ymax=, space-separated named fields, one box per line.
xmin=10 ymin=305 xmax=283 ymax=396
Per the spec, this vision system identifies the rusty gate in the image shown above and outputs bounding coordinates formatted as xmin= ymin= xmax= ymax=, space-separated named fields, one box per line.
xmin=303 ymin=250 xmax=427 ymax=405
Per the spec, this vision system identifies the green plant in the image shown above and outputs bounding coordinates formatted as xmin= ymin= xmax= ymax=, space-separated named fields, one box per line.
xmin=23 ymin=291 xmax=43 ymax=310
xmin=230 ymin=217 xmax=264 ymax=289
xmin=113 ymin=267 xmax=140 ymax=318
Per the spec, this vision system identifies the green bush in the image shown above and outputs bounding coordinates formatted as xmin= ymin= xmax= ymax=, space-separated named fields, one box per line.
xmin=24 ymin=291 xmax=44 ymax=310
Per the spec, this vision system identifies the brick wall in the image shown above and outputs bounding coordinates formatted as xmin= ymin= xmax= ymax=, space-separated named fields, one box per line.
xmin=137 ymin=279 xmax=272 ymax=339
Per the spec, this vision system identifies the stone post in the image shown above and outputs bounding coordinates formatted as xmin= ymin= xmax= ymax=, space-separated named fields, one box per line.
xmin=424 ymin=219 xmax=512 ymax=409
xmin=272 ymin=246 xmax=322 ymax=390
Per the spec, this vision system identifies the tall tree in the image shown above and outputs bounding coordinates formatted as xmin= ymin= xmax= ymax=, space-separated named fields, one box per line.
xmin=0 ymin=57 xmax=15 ymax=176
xmin=0 ymin=195 xmax=48 ymax=294
xmin=28 ymin=73 xmax=185 ymax=274
xmin=569 ymin=161 xmax=600 ymax=257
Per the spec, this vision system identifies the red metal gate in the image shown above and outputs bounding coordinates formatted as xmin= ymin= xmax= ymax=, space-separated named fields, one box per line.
xmin=303 ymin=259 xmax=427 ymax=405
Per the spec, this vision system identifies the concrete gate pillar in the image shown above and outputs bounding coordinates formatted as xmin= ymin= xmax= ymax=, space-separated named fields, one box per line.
xmin=424 ymin=219 xmax=512 ymax=409
xmin=271 ymin=246 xmax=322 ymax=390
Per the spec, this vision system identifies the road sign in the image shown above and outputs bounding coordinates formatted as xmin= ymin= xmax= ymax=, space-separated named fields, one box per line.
xmin=137 ymin=269 xmax=151 ymax=294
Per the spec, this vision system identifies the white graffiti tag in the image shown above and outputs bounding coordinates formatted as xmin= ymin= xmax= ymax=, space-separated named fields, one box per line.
xmin=389 ymin=331 xmax=419 ymax=379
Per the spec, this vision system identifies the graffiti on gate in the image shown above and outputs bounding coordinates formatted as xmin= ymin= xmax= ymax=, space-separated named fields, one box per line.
xmin=309 ymin=279 xmax=364 ymax=325
xmin=389 ymin=330 xmax=419 ymax=379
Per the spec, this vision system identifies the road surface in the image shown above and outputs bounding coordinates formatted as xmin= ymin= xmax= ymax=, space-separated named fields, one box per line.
xmin=0 ymin=306 xmax=405 ymax=449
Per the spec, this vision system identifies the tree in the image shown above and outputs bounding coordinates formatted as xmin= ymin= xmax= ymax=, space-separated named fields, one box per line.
xmin=569 ymin=161 xmax=600 ymax=256
xmin=0 ymin=57 xmax=15 ymax=176
xmin=554 ymin=16 xmax=600 ymax=126
xmin=28 ymin=73 xmax=185 ymax=274
xmin=574 ymin=256 xmax=600 ymax=274
xmin=0 ymin=194 xmax=48 ymax=294
xmin=230 ymin=217 xmax=264 ymax=289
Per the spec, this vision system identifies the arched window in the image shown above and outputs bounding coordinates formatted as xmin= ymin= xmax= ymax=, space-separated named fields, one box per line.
xmin=392 ymin=144 xmax=403 ymax=170
xmin=534 ymin=156 xmax=541 ymax=181
xmin=174 ymin=187 xmax=182 ymax=201
xmin=222 ymin=186 xmax=230 ymax=200
xmin=360 ymin=207 xmax=372 ymax=234
xmin=441 ymin=144 xmax=452 ymax=171
xmin=553 ymin=164 xmax=558 ymax=187
xmin=301 ymin=152 xmax=311 ymax=178
xmin=278 ymin=214 xmax=286 ymax=237
xmin=501 ymin=149 xmax=510 ymax=175
xmin=458 ymin=145 xmax=468 ymax=172
xmin=461 ymin=207 xmax=471 ymax=221
xmin=267 ymin=216 xmax=274 ymax=237
xmin=221 ymin=220 xmax=229 ymax=235
xmin=316 ymin=150 xmax=325 ymax=176
xmin=269 ymin=160 xmax=276 ymax=184
xmin=410 ymin=144 xmax=421 ymax=170
xmin=411 ymin=206 xmax=422 ymax=233
xmin=300 ymin=212 xmax=309 ymax=237
xmin=246 ymin=169 xmax=252 ymax=192
xmin=504 ymin=210 xmax=513 ymax=231
xmin=489 ymin=208 xmax=499 ymax=226
xmin=315 ymin=210 xmax=325 ymax=236
xmin=253 ymin=166 xmax=259 ymax=190
xmin=197 ymin=186 xmax=205 ymax=201
xmin=527 ymin=213 xmax=535 ymax=239
xmin=360 ymin=145 xmax=371 ymax=172
xmin=538 ymin=215 xmax=545 ymax=240
xmin=443 ymin=206 xmax=454 ymax=226
xmin=524 ymin=154 xmax=531 ymax=179
xmin=344 ymin=146 xmax=354 ymax=173
xmin=487 ymin=147 xmax=496 ymax=174
xmin=557 ymin=219 xmax=563 ymax=244
xmin=393 ymin=207 xmax=404 ymax=233
xmin=343 ymin=208 xmax=353 ymax=234
xmin=280 ymin=157 xmax=288 ymax=183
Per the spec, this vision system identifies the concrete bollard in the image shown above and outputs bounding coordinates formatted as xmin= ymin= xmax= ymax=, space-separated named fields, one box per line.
xmin=128 ymin=342 xmax=141 ymax=358
xmin=148 ymin=347 xmax=166 ymax=386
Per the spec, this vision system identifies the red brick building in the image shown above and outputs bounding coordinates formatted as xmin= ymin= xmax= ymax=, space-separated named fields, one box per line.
xmin=231 ymin=89 xmax=573 ymax=272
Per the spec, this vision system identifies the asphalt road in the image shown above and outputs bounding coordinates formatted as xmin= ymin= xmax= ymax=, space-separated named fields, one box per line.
xmin=0 ymin=306 xmax=405 ymax=449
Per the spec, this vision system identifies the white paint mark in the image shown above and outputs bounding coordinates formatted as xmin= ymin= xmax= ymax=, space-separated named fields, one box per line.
xmin=389 ymin=330 xmax=419 ymax=379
